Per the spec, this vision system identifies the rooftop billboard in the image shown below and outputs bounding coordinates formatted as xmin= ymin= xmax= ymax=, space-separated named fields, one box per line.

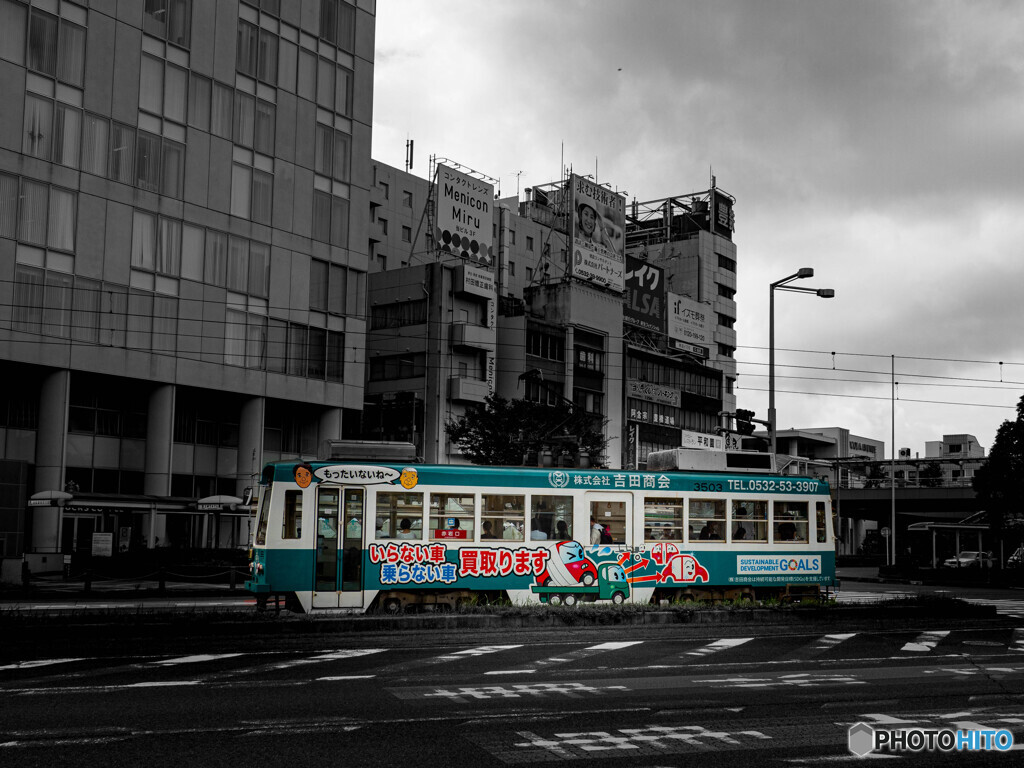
xmin=436 ymin=164 xmax=494 ymax=266
xmin=624 ymin=255 xmax=666 ymax=333
xmin=570 ymin=174 xmax=625 ymax=291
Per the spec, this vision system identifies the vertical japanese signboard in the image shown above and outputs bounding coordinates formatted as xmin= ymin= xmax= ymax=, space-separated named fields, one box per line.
xmin=570 ymin=174 xmax=625 ymax=291
xmin=624 ymin=256 xmax=665 ymax=333
xmin=436 ymin=164 xmax=494 ymax=266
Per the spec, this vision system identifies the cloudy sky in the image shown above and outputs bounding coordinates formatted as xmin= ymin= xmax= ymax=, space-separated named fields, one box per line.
xmin=372 ymin=0 xmax=1024 ymax=458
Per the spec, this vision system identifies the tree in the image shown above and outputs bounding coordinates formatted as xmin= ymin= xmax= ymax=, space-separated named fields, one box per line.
xmin=918 ymin=461 xmax=944 ymax=488
xmin=972 ymin=394 xmax=1024 ymax=556
xmin=445 ymin=394 xmax=608 ymax=466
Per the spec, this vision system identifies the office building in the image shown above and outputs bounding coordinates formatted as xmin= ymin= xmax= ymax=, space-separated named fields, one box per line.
xmin=0 ymin=0 xmax=376 ymax=571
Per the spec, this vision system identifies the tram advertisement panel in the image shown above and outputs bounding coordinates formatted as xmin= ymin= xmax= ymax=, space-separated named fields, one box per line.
xmin=363 ymin=540 xmax=834 ymax=593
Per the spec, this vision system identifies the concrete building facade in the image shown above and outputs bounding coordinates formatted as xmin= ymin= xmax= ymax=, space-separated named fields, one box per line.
xmin=0 ymin=0 xmax=376 ymax=571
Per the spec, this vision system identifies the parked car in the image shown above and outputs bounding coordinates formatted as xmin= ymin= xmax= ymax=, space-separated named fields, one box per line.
xmin=1007 ymin=546 xmax=1024 ymax=568
xmin=942 ymin=550 xmax=995 ymax=569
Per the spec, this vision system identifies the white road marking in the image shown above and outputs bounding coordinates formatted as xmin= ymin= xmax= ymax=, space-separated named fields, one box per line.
xmin=902 ymin=630 xmax=949 ymax=653
xmin=434 ymin=644 xmax=522 ymax=662
xmin=0 ymin=658 xmax=84 ymax=671
xmin=486 ymin=640 xmax=642 ymax=675
xmin=153 ymin=653 xmax=243 ymax=666
xmin=686 ymin=637 xmax=752 ymax=657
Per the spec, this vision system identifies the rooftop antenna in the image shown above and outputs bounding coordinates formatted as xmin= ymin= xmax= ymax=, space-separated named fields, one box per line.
xmin=405 ymin=138 xmax=414 ymax=172
xmin=512 ymin=170 xmax=524 ymax=197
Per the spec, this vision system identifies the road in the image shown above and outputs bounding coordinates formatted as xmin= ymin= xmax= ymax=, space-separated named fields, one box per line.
xmin=835 ymin=578 xmax=1024 ymax=619
xmin=3 ymin=620 xmax=1024 ymax=767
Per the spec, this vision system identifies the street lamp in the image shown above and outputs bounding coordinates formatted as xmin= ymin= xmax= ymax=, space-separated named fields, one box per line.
xmin=769 ymin=268 xmax=835 ymax=456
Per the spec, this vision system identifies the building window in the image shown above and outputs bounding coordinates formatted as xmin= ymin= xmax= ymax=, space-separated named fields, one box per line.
xmin=401 ymin=225 xmax=412 ymax=243
xmin=402 ymin=190 xmax=413 ymax=208
xmin=718 ymin=344 xmax=735 ymax=358
xmin=525 ymin=379 xmax=564 ymax=406
xmin=575 ymin=347 xmax=604 ymax=373
xmin=188 ymin=73 xmax=211 ymax=131
xmin=526 ymin=236 xmax=534 ymax=252
xmin=312 ymin=191 xmax=349 ymax=246
xmin=526 ymin=327 xmax=566 ymax=362
xmin=6 ymin=178 xmax=76 ymax=252
xmin=508 ymin=261 xmax=515 ymax=276
xmin=0 ymin=0 xmax=27 ymax=66
xmin=717 ymin=253 xmax=736 ymax=272
xmin=301 ymin=54 xmax=353 ymax=115
xmin=11 ymin=265 xmax=78 ymax=339
xmin=144 ymin=0 xmax=192 ymax=48
xmin=131 ymin=211 xmax=181 ymax=276
xmin=211 ymin=82 xmax=233 ymax=139
xmin=370 ymin=299 xmax=427 ymax=329
xmin=379 ymin=181 xmax=389 ymax=199
xmin=231 ymin=163 xmax=273 ymax=224
xmin=314 ymin=124 xmax=351 ymax=181
xmin=319 ymin=0 xmax=356 ymax=51
xmin=81 ymin=113 xmax=109 ymax=177
xmin=27 ymin=9 xmax=85 ymax=87
xmin=109 ymin=123 xmax=136 ymax=184
xmin=717 ymin=313 xmax=735 ymax=329
xmin=573 ymin=388 xmax=603 ymax=415
xmin=717 ymin=283 xmax=735 ymax=299
xmin=236 ymin=20 xmax=278 ymax=86
xmin=140 ymin=55 xmax=188 ymax=125
xmin=509 ymin=229 xmax=516 ymax=245
xmin=23 ymin=94 xmax=53 ymax=160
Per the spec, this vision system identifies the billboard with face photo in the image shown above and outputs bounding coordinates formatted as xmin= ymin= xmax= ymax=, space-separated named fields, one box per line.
xmin=570 ymin=174 xmax=625 ymax=292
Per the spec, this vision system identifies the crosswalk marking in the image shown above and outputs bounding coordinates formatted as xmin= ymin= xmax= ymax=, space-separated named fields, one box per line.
xmin=1012 ymin=628 xmax=1024 ymax=652
xmin=270 ymin=648 xmax=385 ymax=670
xmin=0 ymin=658 xmax=84 ymax=671
xmin=686 ymin=637 xmax=752 ymax=657
xmin=154 ymin=653 xmax=243 ymax=666
xmin=485 ymin=640 xmax=642 ymax=675
xmin=838 ymin=590 xmax=1024 ymax=619
xmin=434 ymin=645 xmax=521 ymax=662
xmin=902 ymin=630 xmax=949 ymax=652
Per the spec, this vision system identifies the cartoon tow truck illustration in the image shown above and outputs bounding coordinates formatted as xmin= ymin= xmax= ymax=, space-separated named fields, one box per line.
xmin=532 ymin=540 xmax=630 ymax=606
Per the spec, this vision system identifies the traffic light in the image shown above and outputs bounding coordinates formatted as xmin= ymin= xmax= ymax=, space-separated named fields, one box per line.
xmin=735 ymin=409 xmax=755 ymax=436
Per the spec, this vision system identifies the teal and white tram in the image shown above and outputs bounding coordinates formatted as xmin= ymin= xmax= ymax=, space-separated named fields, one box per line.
xmin=246 ymin=450 xmax=836 ymax=613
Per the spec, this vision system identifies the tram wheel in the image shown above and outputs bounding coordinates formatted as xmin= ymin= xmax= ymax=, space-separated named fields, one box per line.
xmin=383 ymin=597 xmax=402 ymax=614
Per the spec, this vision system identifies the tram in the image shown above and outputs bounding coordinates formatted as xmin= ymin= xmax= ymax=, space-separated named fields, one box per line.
xmin=246 ymin=443 xmax=836 ymax=613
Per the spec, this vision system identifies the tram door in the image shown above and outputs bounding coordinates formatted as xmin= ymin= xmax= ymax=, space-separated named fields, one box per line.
xmin=339 ymin=488 xmax=365 ymax=609
xmin=313 ymin=486 xmax=365 ymax=609
xmin=587 ymin=492 xmax=633 ymax=547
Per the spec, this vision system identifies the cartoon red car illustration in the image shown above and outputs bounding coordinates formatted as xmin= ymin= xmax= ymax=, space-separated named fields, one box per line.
xmin=536 ymin=540 xmax=599 ymax=587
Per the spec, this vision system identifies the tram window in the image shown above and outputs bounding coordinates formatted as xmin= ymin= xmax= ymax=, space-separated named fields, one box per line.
xmin=731 ymin=500 xmax=766 ymax=542
xmin=690 ymin=498 xmax=725 ymax=541
xmin=375 ymin=491 xmax=422 ymax=540
xmin=644 ymin=498 xmax=683 ymax=542
xmin=482 ymin=494 xmax=525 ymax=541
xmin=430 ymin=493 xmax=475 ymax=540
xmin=254 ymin=486 xmax=271 ymax=545
xmin=591 ymin=500 xmax=626 ymax=544
xmin=773 ymin=501 xmax=809 ymax=543
xmin=282 ymin=490 xmax=302 ymax=539
xmin=816 ymin=501 xmax=827 ymax=543
xmin=531 ymin=495 xmax=573 ymax=541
